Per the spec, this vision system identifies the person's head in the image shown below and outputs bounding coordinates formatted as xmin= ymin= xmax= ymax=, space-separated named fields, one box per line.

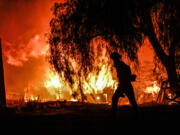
xmin=110 ymin=52 xmax=122 ymax=61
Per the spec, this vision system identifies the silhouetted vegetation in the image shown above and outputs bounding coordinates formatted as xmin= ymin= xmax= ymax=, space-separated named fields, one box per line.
xmin=49 ymin=0 xmax=180 ymax=97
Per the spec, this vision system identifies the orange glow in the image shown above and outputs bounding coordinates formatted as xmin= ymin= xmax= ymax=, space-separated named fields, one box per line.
xmin=24 ymin=93 xmax=39 ymax=102
xmin=84 ymin=65 xmax=118 ymax=94
xmin=1 ymin=0 xmax=164 ymax=105
xmin=45 ymin=71 xmax=61 ymax=89
xmin=44 ymin=69 xmax=67 ymax=100
xmin=145 ymin=81 xmax=160 ymax=97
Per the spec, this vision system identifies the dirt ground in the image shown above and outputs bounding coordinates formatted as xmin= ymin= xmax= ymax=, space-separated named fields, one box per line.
xmin=1 ymin=102 xmax=180 ymax=135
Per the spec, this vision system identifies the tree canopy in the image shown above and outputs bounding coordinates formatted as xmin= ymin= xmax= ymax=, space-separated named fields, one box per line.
xmin=49 ymin=0 xmax=154 ymax=81
xmin=49 ymin=0 xmax=180 ymax=95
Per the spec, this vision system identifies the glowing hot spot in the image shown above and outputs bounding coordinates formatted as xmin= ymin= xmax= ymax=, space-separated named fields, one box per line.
xmin=45 ymin=71 xmax=61 ymax=89
xmin=145 ymin=81 xmax=160 ymax=97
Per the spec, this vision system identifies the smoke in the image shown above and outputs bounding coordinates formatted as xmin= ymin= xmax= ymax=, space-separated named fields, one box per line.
xmin=0 ymin=0 xmax=59 ymax=94
xmin=3 ymin=34 xmax=49 ymax=66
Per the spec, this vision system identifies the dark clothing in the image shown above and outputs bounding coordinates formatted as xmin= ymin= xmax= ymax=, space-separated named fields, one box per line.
xmin=113 ymin=60 xmax=131 ymax=84
xmin=112 ymin=83 xmax=138 ymax=115
xmin=111 ymin=59 xmax=138 ymax=117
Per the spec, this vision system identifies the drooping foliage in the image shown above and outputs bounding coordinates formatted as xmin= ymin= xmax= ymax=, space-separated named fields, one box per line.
xmin=49 ymin=0 xmax=158 ymax=84
xmin=49 ymin=0 xmax=180 ymax=95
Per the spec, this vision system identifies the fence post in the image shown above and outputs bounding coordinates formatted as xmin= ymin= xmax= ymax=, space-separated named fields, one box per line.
xmin=0 ymin=38 xmax=6 ymax=108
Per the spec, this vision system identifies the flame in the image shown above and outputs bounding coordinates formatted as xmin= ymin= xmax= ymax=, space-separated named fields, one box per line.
xmin=2 ymin=0 xmax=166 ymax=106
xmin=44 ymin=69 xmax=68 ymax=100
xmin=84 ymin=65 xmax=118 ymax=94
xmin=45 ymin=71 xmax=61 ymax=89
xmin=24 ymin=94 xmax=39 ymax=102
xmin=24 ymin=89 xmax=39 ymax=102
xmin=144 ymin=81 xmax=160 ymax=97
xmin=96 ymin=96 xmax=100 ymax=100
xmin=42 ymin=63 xmax=118 ymax=102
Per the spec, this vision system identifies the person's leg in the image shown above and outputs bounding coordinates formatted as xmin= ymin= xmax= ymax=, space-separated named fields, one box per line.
xmin=112 ymin=87 xmax=123 ymax=118
xmin=125 ymin=84 xmax=138 ymax=110
xmin=125 ymin=84 xmax=139 ymax=120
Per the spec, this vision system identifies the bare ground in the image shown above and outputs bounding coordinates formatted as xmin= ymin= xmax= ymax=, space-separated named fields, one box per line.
xmin=1 ymin=102 xmax=180 ymax=135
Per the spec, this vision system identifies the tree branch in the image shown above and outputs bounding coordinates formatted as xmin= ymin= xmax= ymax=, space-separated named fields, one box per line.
xmin=144 ymin=14 xmax=168 ymax=66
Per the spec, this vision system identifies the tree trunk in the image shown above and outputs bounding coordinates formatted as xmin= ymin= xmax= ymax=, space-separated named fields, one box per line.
xmin=166 ymin=59 xmax=179 ymax=93
xmin=78 ymin=77 xmax=86 ymax=102
xmin=0 ymin=39 xmax=6 ymax=108
xmin=145 ymin=15 xmax=180 ymax=94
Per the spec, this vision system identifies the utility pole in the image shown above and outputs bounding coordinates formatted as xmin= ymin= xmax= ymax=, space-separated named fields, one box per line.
xmin=0 ymin=38 xmax=6 ymax=108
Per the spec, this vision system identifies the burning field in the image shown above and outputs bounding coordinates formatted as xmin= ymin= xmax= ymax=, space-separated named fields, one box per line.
xmin=0 ymin=0 xmax=177 ymax=106
xmin=3 ymin=35 xmax=162 ymax=106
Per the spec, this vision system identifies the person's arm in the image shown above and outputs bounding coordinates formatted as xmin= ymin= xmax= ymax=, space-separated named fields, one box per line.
xmin=130 ymin=68 xmax=136 ymax=82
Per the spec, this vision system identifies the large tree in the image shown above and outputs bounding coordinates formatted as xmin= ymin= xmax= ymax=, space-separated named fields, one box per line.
xmin=49 ymin=0 xmax=180 ymax=97
xmin=153 ymin=1 xmax=180 ymax=90
xmin=146 ymin=1 xmax=180 ymax=93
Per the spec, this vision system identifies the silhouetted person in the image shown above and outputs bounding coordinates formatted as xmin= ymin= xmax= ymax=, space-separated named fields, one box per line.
xmin=110 ymin=52 xmax=138 ymax=118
